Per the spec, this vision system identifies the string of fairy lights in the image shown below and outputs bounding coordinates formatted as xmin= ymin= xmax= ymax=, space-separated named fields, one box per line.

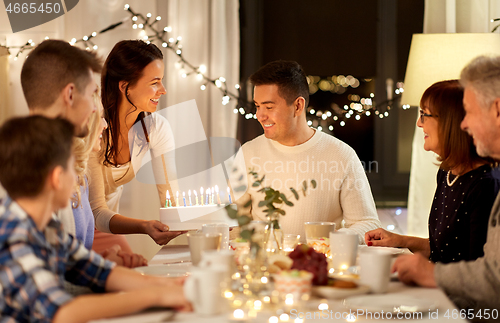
xmin=1 ymin=4 xmax=403 ymax=132
xmin=492 ymin=18 xmax=500 ymax=32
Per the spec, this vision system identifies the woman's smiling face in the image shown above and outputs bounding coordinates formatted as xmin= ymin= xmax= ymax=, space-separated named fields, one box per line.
xmin=126 ymin=59 xmax=166 ymax=113
xmin=417 ymin=105 xmax=441 ymax=156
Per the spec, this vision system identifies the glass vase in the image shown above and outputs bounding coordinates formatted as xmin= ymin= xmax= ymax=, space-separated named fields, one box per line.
xmin=264 ymin=212 xmax=283 ymax=255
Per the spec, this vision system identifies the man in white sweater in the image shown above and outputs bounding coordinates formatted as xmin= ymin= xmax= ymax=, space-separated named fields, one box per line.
xmin=237 ymin=60 xmax=381 ymax=243
xmin=393 ymin=55 xmax=500 ymax=318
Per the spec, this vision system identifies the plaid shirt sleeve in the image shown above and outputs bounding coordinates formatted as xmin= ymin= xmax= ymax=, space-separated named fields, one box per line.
xmin=52 ymin=226 xmax=115 ymax=293
xmin=0 ymin=240 xmax=73 ymax=322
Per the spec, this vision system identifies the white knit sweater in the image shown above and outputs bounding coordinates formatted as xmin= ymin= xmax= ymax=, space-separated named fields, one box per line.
xmin=238 ymin=129 xmax=381 ymax=244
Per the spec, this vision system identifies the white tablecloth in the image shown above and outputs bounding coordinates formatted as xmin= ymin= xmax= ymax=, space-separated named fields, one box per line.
xmin=90 ymin=245 xmax=467 ymax=323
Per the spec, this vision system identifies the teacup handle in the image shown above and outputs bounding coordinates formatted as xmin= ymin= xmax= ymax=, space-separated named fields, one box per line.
xmin=183 ymin=275 xmax=200 ymax=307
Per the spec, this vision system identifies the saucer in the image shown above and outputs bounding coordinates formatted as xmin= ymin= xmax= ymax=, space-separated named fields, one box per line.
xmin=313 ymin=284 xmax=371 ymax=299
xmin=134 ymin=263 xmax=191 ymax=277
xmin=344 ymin=295 xmax=437 ymax=313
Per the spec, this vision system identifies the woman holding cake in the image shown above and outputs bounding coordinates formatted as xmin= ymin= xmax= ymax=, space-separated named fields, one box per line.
xmin=88 ymin=40 xmax=185 ymax=247
xmin=365 ymin=80 xmax=500 ymax=264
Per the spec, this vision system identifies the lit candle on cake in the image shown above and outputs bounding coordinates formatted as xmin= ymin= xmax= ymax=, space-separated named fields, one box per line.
xmin=227 ymin=187 xmax=232 ymax=204
xmin=188 ymin=190 xmax=192 ymax=206
xmin=165 ymin=190 xmax=171 ymax=208
xmin=176 ymin=191 xmax=179 ymax=207
xmin=194 ymin=190 xmax=198 ymax=205
xmin=183 ymin=191 xmax=186 ymax=207
xmin=206 ymin=188 xmax=210 ymax=205
xmin=200 ymin=187 xmax=204 ymax=205
xmin=215 ymin=185 xmax=221 ymax=205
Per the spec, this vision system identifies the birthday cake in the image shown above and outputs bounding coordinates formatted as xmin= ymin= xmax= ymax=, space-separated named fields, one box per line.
xmin=160 ymin=204 xmax=238 ymax=231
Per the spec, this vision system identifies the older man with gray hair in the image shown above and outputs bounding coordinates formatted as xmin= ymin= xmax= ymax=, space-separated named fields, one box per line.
xmin=392 ymin=55 xmax=500 ymax=318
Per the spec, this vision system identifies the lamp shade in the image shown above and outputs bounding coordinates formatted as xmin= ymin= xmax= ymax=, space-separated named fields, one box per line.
xmin=401 ymin=33 xmax=500 ymax=107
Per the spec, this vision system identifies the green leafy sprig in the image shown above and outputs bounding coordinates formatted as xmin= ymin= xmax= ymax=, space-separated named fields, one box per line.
xmin=226 ymin=168 xmax=316 ymax=253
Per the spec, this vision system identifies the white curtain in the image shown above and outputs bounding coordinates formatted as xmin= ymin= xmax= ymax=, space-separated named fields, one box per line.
xmin=0 ymin=46 xmax=10 ymax=124
xmin=407 ymin=0 xmax=500 ymax=237
xmin=160 ymin=0 xmax=239 ymax=139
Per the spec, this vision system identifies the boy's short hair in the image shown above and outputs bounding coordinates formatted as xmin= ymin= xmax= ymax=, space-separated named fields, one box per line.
xmin=249 ymin=60 xmax=310 ymax=108
xmin=0 ymin=116 xmax=74 ymax=199
xmin=21 ymin=40 xmax=102 ymax=110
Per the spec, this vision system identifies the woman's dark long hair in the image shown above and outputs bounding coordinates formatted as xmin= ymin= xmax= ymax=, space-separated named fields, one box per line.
xmin=101 ymin=40 xmax=163 ymax=166
xmin=421 ymin=80 xmax=495 ymax=173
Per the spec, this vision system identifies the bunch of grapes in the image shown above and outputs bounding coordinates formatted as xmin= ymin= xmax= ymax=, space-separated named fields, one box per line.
xmin=289 ymin=245 xmax=328 ymax=285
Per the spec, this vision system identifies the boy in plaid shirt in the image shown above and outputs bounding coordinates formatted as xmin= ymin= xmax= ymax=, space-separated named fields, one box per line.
xmin=0 ymin=116 xmax=191 ymax=322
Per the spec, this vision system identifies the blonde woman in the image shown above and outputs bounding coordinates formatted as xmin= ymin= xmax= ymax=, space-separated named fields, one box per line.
xmin=72 ymin=94 xmax=146 ymax=268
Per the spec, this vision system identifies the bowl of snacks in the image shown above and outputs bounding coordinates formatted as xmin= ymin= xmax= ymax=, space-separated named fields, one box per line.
xmin=306 ymin=237 xmax=330 ymax=257
xmin=274 ymin=269 xmax=314 ymax=295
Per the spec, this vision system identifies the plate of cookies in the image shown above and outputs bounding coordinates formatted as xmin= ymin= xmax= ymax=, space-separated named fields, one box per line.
xmin=312 ymin=278 xmax=371 ymax=299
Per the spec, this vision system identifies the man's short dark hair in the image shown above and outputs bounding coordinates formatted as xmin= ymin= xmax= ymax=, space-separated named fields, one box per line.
xmin=249 ymin=60 xmax=309 ymax=108
xmin=21 ymin=40 xmax=102 ymax=110
xmin=0 ymin=116 xmax=74 ymax=199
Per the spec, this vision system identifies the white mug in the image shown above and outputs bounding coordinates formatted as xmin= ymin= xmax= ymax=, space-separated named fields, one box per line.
xmin=329 ymin=231 xmax=358 ymax=272
xmin=199 ymin=249 xmax=236 ymax=278
xmin=184 ymin=266 xmax=226 ymax=315
xmin=202 ymin=223 xmax=229 ymax=250
xmin=359 ymin=248 xmax=392 ymax=293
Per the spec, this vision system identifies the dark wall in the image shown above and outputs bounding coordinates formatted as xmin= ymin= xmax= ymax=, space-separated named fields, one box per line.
xmin=261 ymin=0 xmax=378 ymax=77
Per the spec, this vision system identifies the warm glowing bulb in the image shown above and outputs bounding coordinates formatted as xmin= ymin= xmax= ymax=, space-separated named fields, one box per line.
xmin=91 ymin=32 xmax=97 ymax=37
xmin=318 ymin=303 xmax=329 ymax=310
xmin=146 ymin=13 xmax=152 ymax=18
xmin=233 ymin=309 xmax=245 ymax=319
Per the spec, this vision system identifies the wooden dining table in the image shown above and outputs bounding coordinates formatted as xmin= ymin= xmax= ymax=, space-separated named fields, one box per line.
xmin=90 ymin=245 xmax=468 ymax=323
